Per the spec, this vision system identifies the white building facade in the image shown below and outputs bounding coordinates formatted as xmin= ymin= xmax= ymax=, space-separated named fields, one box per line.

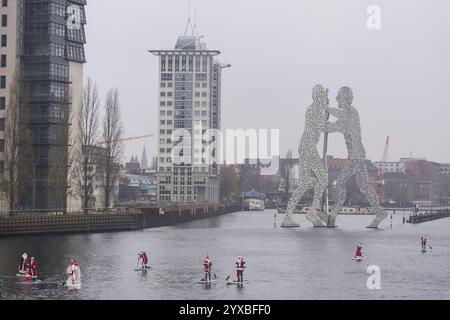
xmin=149 ymin=35 xmax=223 ymax=204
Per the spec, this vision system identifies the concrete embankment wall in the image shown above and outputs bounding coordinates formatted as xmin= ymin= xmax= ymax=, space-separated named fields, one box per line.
xmin=0 ymin=205 xmax=242 ymax=237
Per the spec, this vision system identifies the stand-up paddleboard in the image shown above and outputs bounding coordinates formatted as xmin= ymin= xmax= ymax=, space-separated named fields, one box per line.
xmin=19 ymin=277 xmax=42 ymax=285
xmin=134 ymin=266 xmax=151 ymax=271
xmin=226 ymin=280 xmax=249 ymax=285
xmin=197 ymin=278 xmax=218 ymax=285
xmin=16 ymin=273 xmax=29 ymax=278
xmin=352 ymin=256 xmax=365 ymax=261
xmin=66 ymin=280 xmax=82 ymax=290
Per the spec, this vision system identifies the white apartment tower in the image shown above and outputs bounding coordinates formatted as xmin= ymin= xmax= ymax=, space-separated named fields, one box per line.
xmin=149 ymin=35 xmax=224 ymax=204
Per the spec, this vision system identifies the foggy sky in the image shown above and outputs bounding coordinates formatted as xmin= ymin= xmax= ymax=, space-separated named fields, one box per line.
xmin=84 ymin=0 xmax=450 ymax=165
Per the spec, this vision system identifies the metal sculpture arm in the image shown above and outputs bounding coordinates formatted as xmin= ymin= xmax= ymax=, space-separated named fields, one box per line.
xmin=327 ymin=119 xmax=344 ymax=134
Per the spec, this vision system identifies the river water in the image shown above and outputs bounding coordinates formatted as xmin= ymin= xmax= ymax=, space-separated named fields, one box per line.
xmin=1 ymin=210 xmax=449 ymax=300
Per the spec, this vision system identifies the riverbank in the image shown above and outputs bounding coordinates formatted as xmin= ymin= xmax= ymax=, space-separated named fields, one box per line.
xmin=0 ymin=204 xmax=241 ymax=237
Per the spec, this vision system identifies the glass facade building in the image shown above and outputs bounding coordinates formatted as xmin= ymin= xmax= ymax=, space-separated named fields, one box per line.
xmin=20 ymin=0 xmax=87 ymax=210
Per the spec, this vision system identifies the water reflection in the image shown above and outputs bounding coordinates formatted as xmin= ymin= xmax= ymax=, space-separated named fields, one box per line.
xmin=1 ymin=211 xmax=450 ymax=300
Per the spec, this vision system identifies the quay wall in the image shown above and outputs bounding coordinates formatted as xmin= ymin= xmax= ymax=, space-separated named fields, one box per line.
xmin=0 ymin=204 xmax=242 ymax=237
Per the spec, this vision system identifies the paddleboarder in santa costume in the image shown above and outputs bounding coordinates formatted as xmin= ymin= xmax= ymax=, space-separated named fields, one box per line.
xmin=18 ymin=253 xmax=28 ymax=275
xmin=138 ymin=251 xmax=149 ymax=269
xmin=28 ymin=257 xmax=38 ymax=278
xmin=354 ymin=244 xmax=363 ymax=260
xmin=420 ymin=235 xmax=428 ymax=251
xmin=235 ymin=256 xmax=246 ymax=282
xmin=203 ymin=255 xmax=213 ymax=282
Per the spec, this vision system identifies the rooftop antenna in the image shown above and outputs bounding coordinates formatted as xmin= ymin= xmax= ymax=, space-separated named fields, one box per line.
xmin=184 ymin=0 xmax=195 ymax=36
xmin=193 ymin=8 xmax=198 ymax=36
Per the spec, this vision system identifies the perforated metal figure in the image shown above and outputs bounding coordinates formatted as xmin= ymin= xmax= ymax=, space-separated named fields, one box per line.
xmin=281 ymin=84 xmax=329 ymax=227
xmin=326 ymin=87 xmax=387 ymax=228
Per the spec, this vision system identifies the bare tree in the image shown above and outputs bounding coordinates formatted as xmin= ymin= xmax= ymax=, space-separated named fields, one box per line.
xmin=74 ymin=78 xmax=100 ymax=214
xmin=99 ymin=88 xmax=123 ymax=208
xmin=279 ymin=150 xmax=295 ymax=204
xmin=1 ymin=65 xmax=33 ymax=215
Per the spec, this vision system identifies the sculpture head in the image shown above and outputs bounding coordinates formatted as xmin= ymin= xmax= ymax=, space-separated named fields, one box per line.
xmin=337 ymin=87 xmax=353 ymax=108
xmin=312 ymin=84 xmax=329 ymax=105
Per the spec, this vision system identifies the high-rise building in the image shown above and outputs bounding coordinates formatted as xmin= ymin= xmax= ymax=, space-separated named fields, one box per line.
xmin=149 ymin=34 xmax=225 ymax=204
xmin=0 ymin=0 xmax=87 ymax=212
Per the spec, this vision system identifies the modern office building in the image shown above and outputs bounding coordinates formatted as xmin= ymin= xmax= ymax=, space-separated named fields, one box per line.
xmin=0 ymin=0 xmax=87 ymax=212
xmin=149 ymin=34 xmax=225 ymax=204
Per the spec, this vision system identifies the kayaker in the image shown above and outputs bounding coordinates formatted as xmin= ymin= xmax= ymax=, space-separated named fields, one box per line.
xmin=235 ymin=256 xmax=246 ymax=283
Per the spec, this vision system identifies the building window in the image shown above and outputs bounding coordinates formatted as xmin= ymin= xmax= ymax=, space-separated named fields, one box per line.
xmin=161 ymin=55 xmax=166 ymax=72
xmin=0 ymin=118 xmax=4 ymax=131
xmin=0 ymin=97 xmax=5 ymax=110
xmin=0 ymin=139 xmax=4 ymax=152
xmin=0 ymin=76 xmax=5 ymax=89
xmin=1 ymin=15 xmax=6 ymax=27
xmin=167 ymin=55 xmax=173 ymax=71
xmin=202 ymin=56 xmax=208 ymax=72
xmin=1 ymin=0 xmax=7 ymax=8
xmin=1 ymin=54 xmax=7 ymax=68
xmin=1 ymin=34 xmax=6 ymax=47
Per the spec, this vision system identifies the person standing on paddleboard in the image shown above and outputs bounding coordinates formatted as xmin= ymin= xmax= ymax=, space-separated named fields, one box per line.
xmin=68 ymin=259 xmax=81 ymax=286
xmin=28 ymin=257 xmax=38 ymax=278
xmin=18 ymin=253 xmax=28 ymax=275
xmin=354 ymin=244 xmax=363 ymax=259
xmin=420 ymin=235 xmax=428 ymax=251
xmin=203 ymin=255 xmax=213 ymax=281
xmin=138 ymin=251 xmax=149 ymax=269
xmin=235 ymin=256 xmax=246 ymax=283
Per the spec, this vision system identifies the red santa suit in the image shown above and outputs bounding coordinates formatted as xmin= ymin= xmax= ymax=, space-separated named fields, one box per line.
xmin=235 ymin=257 xmax=246 ymax=282
xmin=139 ymin=251 xmax=149 ymax=267
xmin=29 ymin=258 xmax=37 ymax=278
xmin=355 ymin=245 xmax=363 ymax=258
xmin=203 ymin=256 xmax=212 ymax=280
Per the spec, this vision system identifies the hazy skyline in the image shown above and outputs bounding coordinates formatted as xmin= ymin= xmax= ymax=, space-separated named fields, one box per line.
xmin=85 ymin=0 xmax=450 ymax=165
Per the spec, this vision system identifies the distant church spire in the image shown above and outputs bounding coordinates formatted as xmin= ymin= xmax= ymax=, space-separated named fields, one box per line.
xmin=141 ymin=146 xmax=148 ymax=169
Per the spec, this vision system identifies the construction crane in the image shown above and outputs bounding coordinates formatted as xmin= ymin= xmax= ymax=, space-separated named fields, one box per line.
xmin=98 ymin=134 xmax=154 ymax=145
xmin=376 ymin=136 xmax=390 ymax=202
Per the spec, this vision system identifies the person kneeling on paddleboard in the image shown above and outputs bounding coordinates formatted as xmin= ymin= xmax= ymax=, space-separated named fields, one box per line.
xmin=203 ymin=255 xmax=213 ymax=281
xmin=235 ymin=256 xmax=246 ymax=283
xmin=18 ymin=253 xmax=28 ymax=275
xmin=138 ymin=251 xmax=149 ymax=269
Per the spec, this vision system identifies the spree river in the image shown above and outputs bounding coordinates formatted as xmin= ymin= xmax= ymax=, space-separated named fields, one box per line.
xmin=1 ymin=210 xmax=449 ymax=300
